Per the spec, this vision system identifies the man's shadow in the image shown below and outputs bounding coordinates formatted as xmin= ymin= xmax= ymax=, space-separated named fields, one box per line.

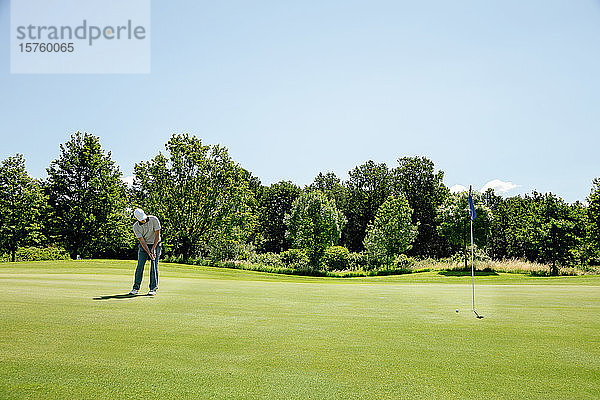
xmin=93 ymin=293 xmax=152 ymax=300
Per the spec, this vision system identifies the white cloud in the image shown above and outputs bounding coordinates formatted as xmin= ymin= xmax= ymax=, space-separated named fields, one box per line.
xmin=122 ymin=176 xmax=134 ymax=187
xmin=449 ymin=184 xmax=467 ymax=193
xmin=480 ymin=179 xmax=519 ymax=193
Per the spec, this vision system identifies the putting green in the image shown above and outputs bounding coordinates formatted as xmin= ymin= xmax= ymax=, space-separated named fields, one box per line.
xmin=1 ymin=260 xmax=599 ymax=399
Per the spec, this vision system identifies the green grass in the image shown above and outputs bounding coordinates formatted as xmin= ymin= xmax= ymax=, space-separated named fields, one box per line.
xmin=1 ymin=260 xmax=599 ymax=399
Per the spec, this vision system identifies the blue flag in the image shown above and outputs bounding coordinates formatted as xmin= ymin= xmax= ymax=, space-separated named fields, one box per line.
xmin=468 ymin=187 xmax=477 ymax=220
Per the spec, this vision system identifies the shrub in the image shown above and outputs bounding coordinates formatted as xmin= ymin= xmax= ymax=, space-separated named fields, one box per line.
xmin=0 ymin=246 xmax=70 ymax=262
xmin=392 ymin=253 xmax=415 ymax=270
xmin=236 ymin=243 xmax=256 ymax=261
xmin=206 ymin=236 xmax=256 ymax=262
xmin=450 ymin=245 xmax=491 ymax=267
xmin=250 ymin=252 xmax=282 ymax=267
xmin=321 ymin=246 xmax=350 ymax=271
xmin=162 ymin=254 xmax=185 ymax=264
xmin=348 ymin=252 xmax=368 ymax=270
xmin=280 ymin=248 xmax=310 ymax=270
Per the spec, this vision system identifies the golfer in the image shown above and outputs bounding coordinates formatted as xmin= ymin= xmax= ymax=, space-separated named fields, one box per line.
xmin=129 ymin=208 xmax=161 ymax=296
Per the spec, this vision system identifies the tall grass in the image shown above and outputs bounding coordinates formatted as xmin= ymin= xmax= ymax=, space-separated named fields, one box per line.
xmin=163 ymin=254 xmax=599 ymax=278
xmin=416 ymin=257 xmax=599 ymax=276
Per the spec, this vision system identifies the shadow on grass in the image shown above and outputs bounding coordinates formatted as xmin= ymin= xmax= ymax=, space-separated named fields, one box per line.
xmin=93 ymin=293 xmax=152 ymax=300
xmin=438 ymin=269 xmax=499 ymax=277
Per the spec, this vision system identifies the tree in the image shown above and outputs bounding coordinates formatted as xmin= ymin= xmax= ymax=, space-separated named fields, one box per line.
xmin=0 ymin=154 xmax=46 ymax=261
xmin=240 ymin=168 xmax=263 ymax=202
xmin=486 ymin=193 xmax=511 ymax=260
xmin=483 ymin=189 xmax=526 ymax=261
xmin=486 ymin=192 xmax=583 ymax=271
xmin=436 ymin=191 xmax=492 ymax=268
xmin=343 ymin=161 xmax=391 ymax=251
xmin=518 ymin=192 xmax=580 ymax=274
xmin=310 ymin=172 xmax=347 ymax=211
xmin=133 ymin=134 xmax=256 ymax=260
xmin=255 ymin=181 xmax=301 ymax=253
xmin=45 ymin=132 xmax=130 ymax=259
xmin=364 ymin=195 xmax=418 ymax=266
xmin=585 ymin=178 xmax=600 ymax=265
xmin=391 ymin=157 xmax=449 ymax=257
xmin=569 ymin=201 xmax=588 ymax=267
xmin=284 ymin=190 xmax=346 ymax=266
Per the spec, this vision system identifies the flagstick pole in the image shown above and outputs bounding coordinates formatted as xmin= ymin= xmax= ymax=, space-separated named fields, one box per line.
xmin=468 ymin=186 xmax=482 ymax=318
xmin=471 ymin=216 xmax=475 ymax=313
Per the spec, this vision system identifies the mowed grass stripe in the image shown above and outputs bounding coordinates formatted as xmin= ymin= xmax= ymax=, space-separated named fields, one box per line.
xmin=1 ymin=261 xmax=599 ymax=399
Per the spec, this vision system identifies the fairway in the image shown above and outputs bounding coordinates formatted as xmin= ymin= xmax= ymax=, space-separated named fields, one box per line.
xmin=1 ymin=261 xmax=599 ymax=399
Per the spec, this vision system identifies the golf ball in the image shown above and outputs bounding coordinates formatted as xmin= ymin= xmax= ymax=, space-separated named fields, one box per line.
xmin=455 ymin=309 xmax=459 ymax=313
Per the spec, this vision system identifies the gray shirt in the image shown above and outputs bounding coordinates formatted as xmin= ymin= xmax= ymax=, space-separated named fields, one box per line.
xmin=133 ymin=215 xmax=161 ymax=245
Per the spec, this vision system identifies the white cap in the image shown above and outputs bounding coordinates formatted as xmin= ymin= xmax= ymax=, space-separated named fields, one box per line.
xmin=133 ymin=208 xmax=147 ymax=221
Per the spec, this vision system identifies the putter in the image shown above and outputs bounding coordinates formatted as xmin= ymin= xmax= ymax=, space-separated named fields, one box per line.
xmin=473 ymin=310 xmax=484 ymax=319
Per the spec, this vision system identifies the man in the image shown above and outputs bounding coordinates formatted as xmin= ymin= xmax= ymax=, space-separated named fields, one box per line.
xmin=129 ymin=208 xmax=161 ymax=296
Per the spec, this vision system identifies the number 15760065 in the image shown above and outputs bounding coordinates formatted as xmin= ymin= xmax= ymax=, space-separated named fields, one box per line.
xmin=19 ymin=42 xmax=74 ymax=53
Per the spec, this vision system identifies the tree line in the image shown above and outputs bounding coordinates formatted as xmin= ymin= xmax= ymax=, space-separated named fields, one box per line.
xmin=1 ymin=132 xmax=598 ymax=274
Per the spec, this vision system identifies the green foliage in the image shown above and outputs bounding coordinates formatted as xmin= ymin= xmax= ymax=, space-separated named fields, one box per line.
xmin=449 ymin=245 xmax=491 ymax=265
xmin=486 ymin=194 xmax=543 ymax=263
xmin=436 ymin=190 xmax=492 ymax=267
xmin=230 ymin=242 xmax=256 ymax=261
xmin=392 ymin=253 xmax=416 ymax=270
xmin=0 ymin=246 xmax=70 ymax=262
xmin=348 ymin=252 xmax=368 ymax=270
xmin=279 ymin=248 xmax=310 ymax=269
xmin=321 ymin=246 xmax=350 ymax=271
xmin=0 ymin=154 xmax=47 ymax=262
xmin=133 ymin=134 xmax=256 ymax=260
xmin=45 ymin=133 xmax=131 ymax=259
xmin=364 ymin=195 xmax=418 ymax=266
xmin=585 ymin=178 xmax=600 ymax=264
xmin=254 ymin=181 xmax=301 ymax=253
xmin=310 ymin=172 xmax=347 ymax=211
xmin=285 ymin=190 xmax=346 ymax=266
xmin=205 ymin=232 xmax=255 ymax=261
xmin=250 ymin=252 xmax=283 ymax=266
xmin=564 ymin=201 xmax=587 ymax=266
xmin=475 ymin=191 xmax=584 ymax=272
xmin=517 ymin=192 xmax=582 ymax=272
xmin=483 ymin=189 xmax=512 ymax=260
xmin=343 ymin=161 xmax=392 ymax=252
xmin=391 ymin=156 xmax=449 ymax=257
xmin=3 ymin=132 xmax=595 ymax=270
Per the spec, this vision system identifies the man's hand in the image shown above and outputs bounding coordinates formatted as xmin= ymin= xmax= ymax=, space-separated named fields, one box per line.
xmin=139 ymin=239 xmax=155 ymax=260
xmin=151 ymin=229 xmax=160 ymax=262
xmin=147 ymin=246 xmax=156 ymax=260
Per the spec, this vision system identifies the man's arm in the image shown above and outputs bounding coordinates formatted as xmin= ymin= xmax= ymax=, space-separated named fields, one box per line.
xmin=151 ymin=229 xmax=161 ymax=257
xmin=138 ymin=238 xmax=155 ymax=260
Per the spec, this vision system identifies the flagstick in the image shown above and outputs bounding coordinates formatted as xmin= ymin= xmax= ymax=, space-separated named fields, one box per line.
xmin=471 ymin=215 xmax=475 ymax=313
xmin=469 ymin=185 xmax=483 ymax=319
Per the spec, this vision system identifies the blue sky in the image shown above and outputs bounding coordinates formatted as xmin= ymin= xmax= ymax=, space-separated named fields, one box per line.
xmin=1 ymin=0 xmax=599 ymax=202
